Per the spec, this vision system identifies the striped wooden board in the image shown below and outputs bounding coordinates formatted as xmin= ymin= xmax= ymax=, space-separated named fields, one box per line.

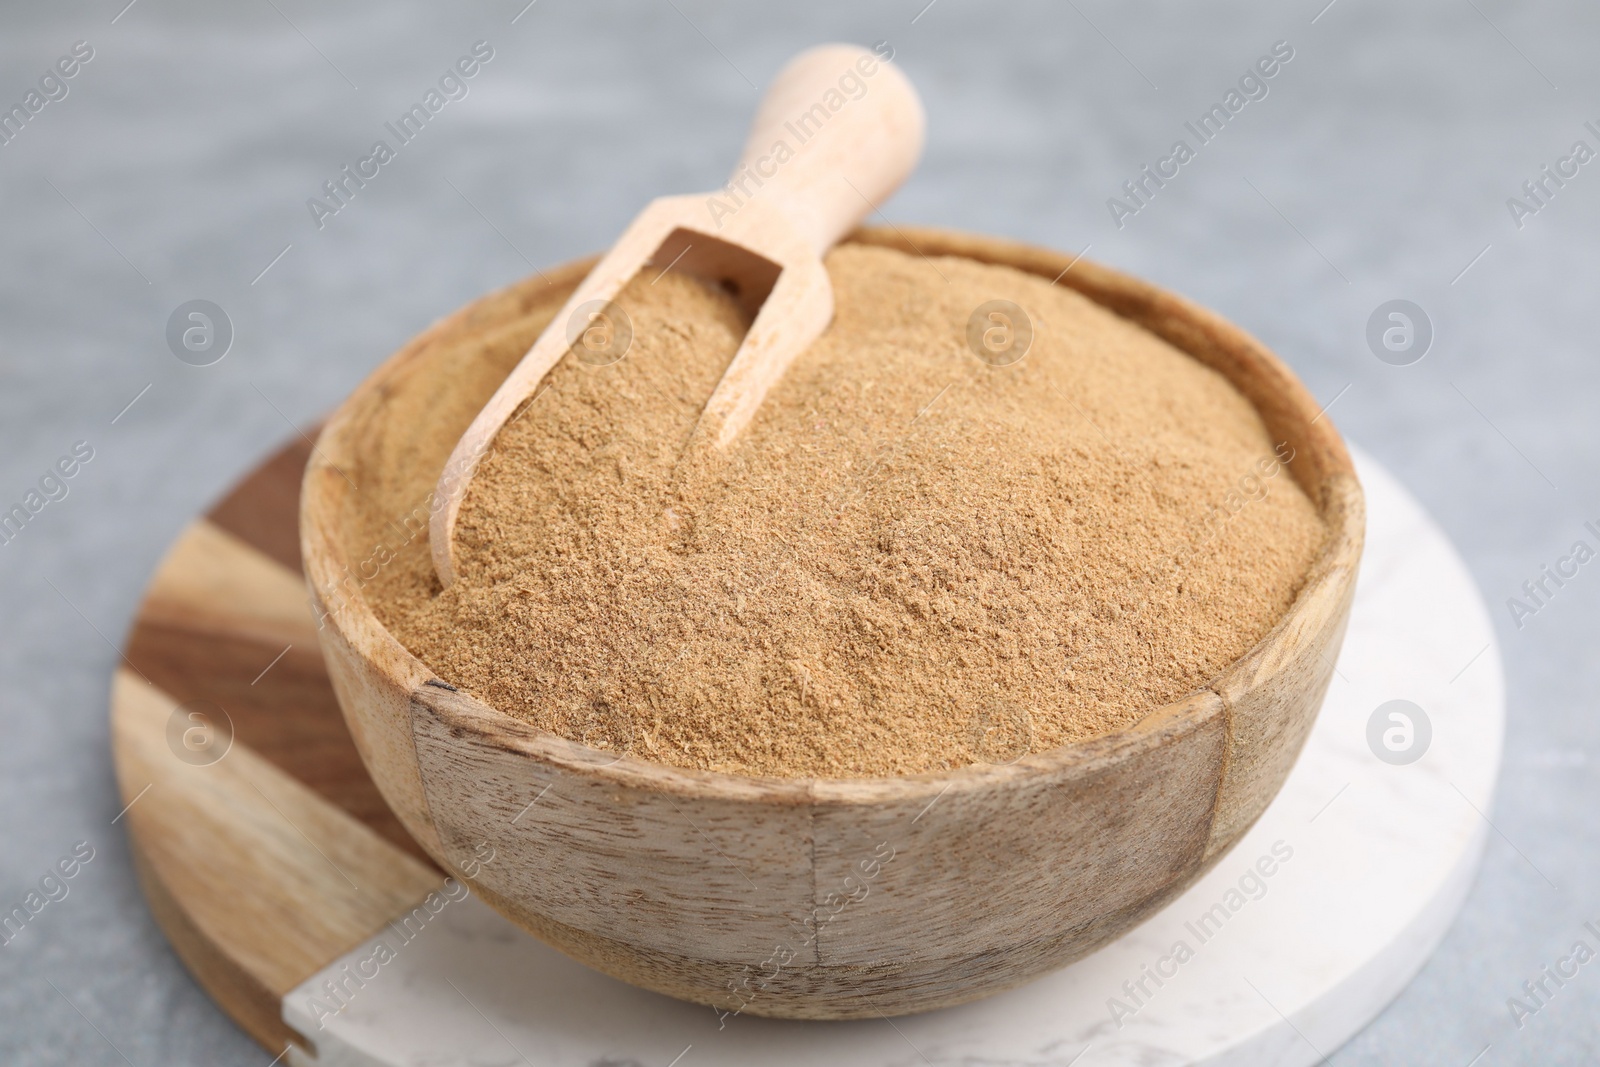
xmin=110 ymin=435 xmax=448 ymax=1055
xmin=109 ymin=439 xmax=1503 ymax=1066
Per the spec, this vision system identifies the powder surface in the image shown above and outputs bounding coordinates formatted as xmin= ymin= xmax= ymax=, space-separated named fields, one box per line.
xmin=366 ymin=244 xmax=1326 ymax=778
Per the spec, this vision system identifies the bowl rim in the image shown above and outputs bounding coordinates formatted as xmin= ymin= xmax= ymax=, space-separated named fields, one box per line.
xmin=302 ymin=223 xmax=1362 ymax=806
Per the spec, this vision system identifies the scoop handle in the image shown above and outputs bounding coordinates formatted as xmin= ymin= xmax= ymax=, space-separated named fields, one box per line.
xmin=722 ymin=43 xmax=925 ymax=256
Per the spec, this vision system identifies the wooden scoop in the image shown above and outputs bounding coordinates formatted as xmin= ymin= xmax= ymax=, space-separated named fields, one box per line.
xmin=429 ymin=43 xmax=926 ymax=586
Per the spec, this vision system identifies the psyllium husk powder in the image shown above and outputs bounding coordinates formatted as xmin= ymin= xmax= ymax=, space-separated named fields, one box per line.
xmin=361 ymin=244 xmax=1326 ymax=778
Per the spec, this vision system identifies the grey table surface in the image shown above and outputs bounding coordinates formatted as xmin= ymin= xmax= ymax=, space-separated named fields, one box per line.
xmin=1 ymin=1 xmax=1596 ymax=1063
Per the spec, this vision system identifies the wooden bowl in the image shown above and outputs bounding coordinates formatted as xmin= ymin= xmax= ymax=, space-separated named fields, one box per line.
xmin=300 ymin=226 xmax=1364 ymax=1020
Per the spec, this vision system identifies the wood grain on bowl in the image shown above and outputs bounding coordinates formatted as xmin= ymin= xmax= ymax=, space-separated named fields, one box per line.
xmin=300 ymin=226 xmax=1365 ymax=1018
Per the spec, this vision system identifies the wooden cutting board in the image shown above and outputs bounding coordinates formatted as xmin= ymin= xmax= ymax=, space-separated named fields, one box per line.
xmin=110 ymin=434 xmax=449 ymax=1055
xmin=111 ymin=438 xmax=1504 ymax=1066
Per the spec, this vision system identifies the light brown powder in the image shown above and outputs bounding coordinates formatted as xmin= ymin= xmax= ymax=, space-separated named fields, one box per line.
xmin=365 ymin=244 xmax=1326 ymax=778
